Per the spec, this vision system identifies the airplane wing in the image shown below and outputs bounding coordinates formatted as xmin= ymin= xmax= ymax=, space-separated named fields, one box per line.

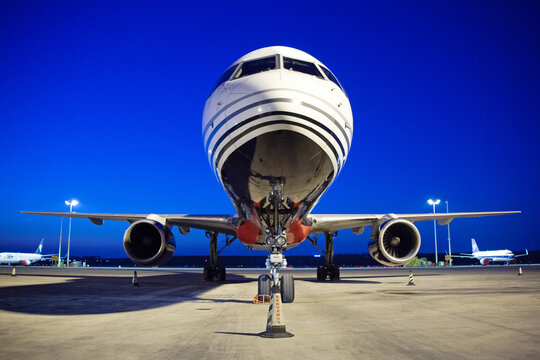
xmin=20 ymin=211 xmax=237 ymax=236
xmin=450 ymin=254 xmax=476 ymax=259
xmin=306 ymin=211 xmax=521 ymax=235
xmin=22 ymin=210 xmax=520 ymax=237
xmin=515 ymin=249 xmax=528 ymax=257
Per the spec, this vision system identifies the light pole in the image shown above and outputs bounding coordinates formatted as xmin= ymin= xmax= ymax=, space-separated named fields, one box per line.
xmin=65 ymin=199 xmax=78 ymax=266
xmin=427 ymin=198 xmax=440 ymax=265
xmin=58 ymin=217 xmax=63 ymax=267
xmin=446 ymin=200 xmax=452 ymax=266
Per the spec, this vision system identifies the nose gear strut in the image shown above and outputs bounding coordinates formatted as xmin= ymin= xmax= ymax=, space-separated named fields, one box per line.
xmin=256 ymin=181 xmax=296 ymax=303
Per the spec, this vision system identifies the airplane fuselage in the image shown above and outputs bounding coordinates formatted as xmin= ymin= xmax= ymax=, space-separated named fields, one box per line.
xmin=203 ymin=46 xmax=353 ymax=250
xmin=473 ymin=250 xmax=517 ymax=264
xmin=0 ymin=252 xmax=43 ymax=265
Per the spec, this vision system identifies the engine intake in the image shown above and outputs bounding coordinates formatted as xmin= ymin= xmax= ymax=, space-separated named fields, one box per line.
xmin=368 ymin=219 xmax=421 ymax=266
xmin=123 ymin=219 xmax=176 ymax=266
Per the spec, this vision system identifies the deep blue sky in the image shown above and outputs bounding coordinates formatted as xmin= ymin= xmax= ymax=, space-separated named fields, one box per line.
xmin=1 ymin=1 xmax=538 ymax=259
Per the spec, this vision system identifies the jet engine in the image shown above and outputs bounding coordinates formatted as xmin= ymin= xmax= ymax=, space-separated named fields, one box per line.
xmin=123 ymin=219 xmax=176 ymax=266
xmin=368 ymin=218 xmax=421 ymax=266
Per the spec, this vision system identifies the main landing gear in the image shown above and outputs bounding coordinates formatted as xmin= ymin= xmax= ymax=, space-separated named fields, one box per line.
xmin=308 ymin=231 xmax=340 ymax=281
xmin=202 ymin=231 xmax=236 ymax=282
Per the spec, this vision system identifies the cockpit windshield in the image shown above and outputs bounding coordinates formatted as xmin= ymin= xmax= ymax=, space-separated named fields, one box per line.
xmin=210 ymin=54 xmax=347 ymax=98
xmin=233 ymin=56 xmax=277 ymax=79
xmin=283 ymin=57 xmax=323 ymax=79
xmin=211 ymin=64 xmax=238 ymax=93
xmin=319 ymin=65 xmax=346 ymax=96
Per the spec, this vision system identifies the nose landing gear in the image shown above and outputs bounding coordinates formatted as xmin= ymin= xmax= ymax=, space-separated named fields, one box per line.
xmin=257 ymin=251 xmax=295 ymax=303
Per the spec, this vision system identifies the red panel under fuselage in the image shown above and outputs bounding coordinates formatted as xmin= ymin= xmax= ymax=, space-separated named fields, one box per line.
xmin=235 ymin=219 xmax=311 ymax=246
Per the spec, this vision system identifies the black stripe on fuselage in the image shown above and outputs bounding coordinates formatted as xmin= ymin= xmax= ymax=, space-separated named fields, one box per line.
xmin=203 ymin=88 xmax=351 ymax=139
xmin=204 ymin=98 xmax=350 ymax=154
xmin=210 ymin=110 xmax=345 ymax=163
xmin=214 ymin=117 xmax=342 ymax=174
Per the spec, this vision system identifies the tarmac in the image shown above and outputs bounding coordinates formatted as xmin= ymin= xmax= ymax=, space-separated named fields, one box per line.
xmin=0 ymin=265 xmax=539 ymax=359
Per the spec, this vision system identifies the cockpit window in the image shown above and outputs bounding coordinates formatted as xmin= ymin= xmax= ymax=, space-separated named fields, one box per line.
xmin=211 ymin=64 xmax=238 ymax=93
xmin=233 ymin=56 xmax=277 ymax=79
xmin=283 ymin=57 xmax=323 ymax=79
xmin=320 ymin=65 xmax=347 ymax=96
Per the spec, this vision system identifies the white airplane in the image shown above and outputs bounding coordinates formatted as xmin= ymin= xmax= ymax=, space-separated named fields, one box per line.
xmin=453 ymin=238 xmax=528 ymax=265
xmin=22 ymin=46 xmax=520 ymax=302
xmin=0 ymin=238 xmax=47 ymax=265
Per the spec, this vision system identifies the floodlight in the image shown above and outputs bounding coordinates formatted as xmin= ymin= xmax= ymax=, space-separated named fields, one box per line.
xmin=427 ymin=198 xmax=441 ymax=266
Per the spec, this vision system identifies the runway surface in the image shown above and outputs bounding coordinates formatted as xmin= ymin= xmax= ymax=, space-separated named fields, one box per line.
xmin=0 ymin=266 xmax=538 ymax=359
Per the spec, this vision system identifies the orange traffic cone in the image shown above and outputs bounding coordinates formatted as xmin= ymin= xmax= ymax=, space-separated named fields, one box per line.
xmin=260 ymin=285 xmax=293 ymax=338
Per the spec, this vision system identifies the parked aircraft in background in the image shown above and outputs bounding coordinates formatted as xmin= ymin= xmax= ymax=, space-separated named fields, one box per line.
xmin=453 ymin=238 xmax=528 ymax=265
xmin=0 ymin=238 xmax=48 ymax=265
xmin=23 ymin=46 xmax=520 ymax=302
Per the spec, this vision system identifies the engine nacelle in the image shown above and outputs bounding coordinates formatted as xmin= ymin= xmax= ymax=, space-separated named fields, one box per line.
xmin=368 ymin=219 xmax=421 ymax=266
xmin=123 ymin=219 xmax=176 ymax=266
xmin=480 ymin=258 xmax=489 ymax=265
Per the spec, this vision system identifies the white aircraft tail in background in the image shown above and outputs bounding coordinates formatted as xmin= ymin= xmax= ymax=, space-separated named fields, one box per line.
xmin=454 ymin=238 xmax=528 ymax=265
xmin=471 ymin=238 xmax=480 ymax=253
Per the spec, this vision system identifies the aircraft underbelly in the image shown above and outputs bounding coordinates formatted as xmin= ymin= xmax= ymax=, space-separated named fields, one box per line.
xmin=222 ymin=130 xmax=333 ymax=205
xmin=220 ymin=130 xmax=334 ymax=247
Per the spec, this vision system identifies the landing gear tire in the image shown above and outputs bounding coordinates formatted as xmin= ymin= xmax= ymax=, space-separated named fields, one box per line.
xmin=203 ymin=265 xmax=226 ymax=281
xmin=258 ymin=274 xmax=272 ymax=295
xmin=317 ymin=265 xmax=324 ymax=281
xmin=317 ymin=264 xmax=340 ymax=281
xmin=280 ymin=274 xmax=295 ymax=303
xmin=203 ymin=265 xmax=213 ymax=281
xmin=332 ymin=265 xmax=340 ymax=280
xmin=216 ymin=265 xmax=226 ymax=281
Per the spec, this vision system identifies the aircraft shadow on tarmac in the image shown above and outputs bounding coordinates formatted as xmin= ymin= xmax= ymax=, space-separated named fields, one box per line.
xmin=0 ymin=271 xmax=445 ymax=316
xmin=0 ymin=272 xmax=254 ymax=316
xmin=295 ymin=277 xmax=382 ymax=284
xmin=293 ymin=273 xmax=442 ymax=284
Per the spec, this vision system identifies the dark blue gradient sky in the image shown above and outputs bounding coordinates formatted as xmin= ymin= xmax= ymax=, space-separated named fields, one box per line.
xmin=1 ymin=1 xmax=538 ymax=258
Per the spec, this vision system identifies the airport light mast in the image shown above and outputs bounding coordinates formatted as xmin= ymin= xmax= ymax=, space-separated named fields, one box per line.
xmin=446 ymin=200 xmax=452 ymax=266
xmin=65 ymin=199 xmax=78 ymax=267
xmin=58 ymin=217 xmax=63 ymax=267
xmin=427 ymin=198 xmax=440 ymax=265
